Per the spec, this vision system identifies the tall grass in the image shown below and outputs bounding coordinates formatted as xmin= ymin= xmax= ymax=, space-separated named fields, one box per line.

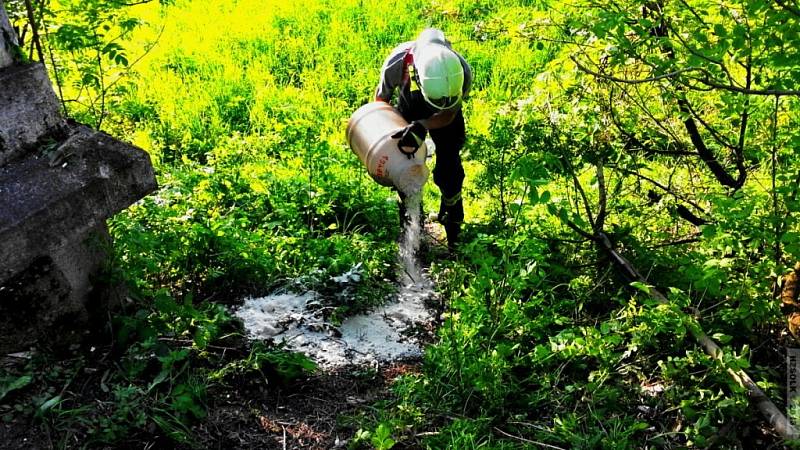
xmin=107 ymin=0 xmax=550 ymax=301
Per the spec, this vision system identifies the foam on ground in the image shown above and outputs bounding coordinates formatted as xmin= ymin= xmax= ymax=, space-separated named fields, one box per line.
xmin=234 ymin=190 xmax=435 ymax=370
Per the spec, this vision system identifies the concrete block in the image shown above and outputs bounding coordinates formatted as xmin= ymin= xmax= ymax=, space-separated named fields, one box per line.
xmin=0 ymin=63 xmax=65 ymax=166
xmin=0 ymin=224 xmax=113 ymax=353
xmin=0 ymin=124 xmax=156 ymax=352
xmin=0 ymin=124 xmax=157 ymax=285
xmin=0 ymin=3 xmax=17 ymax=68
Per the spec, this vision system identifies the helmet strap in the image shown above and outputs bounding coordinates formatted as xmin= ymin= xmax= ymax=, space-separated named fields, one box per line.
xmin=408 ymin=63 xmax=422 ymax=93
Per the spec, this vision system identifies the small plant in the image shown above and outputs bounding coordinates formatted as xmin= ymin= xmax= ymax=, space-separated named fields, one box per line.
xmin=351 ymin=422 xmax=395 ymax=450
xmin=209 ymin=342 xmax=317 ymax=384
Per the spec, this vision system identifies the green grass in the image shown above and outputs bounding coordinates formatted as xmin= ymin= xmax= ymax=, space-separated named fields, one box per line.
xmin=3 ymin=0 xmax=800 ymax=447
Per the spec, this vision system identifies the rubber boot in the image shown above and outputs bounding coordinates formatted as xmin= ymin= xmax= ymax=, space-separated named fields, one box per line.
xmin=444 ymin=222 xmax=461 ymax=254
xmin=437 ymin=196 xmax=463 ymax=254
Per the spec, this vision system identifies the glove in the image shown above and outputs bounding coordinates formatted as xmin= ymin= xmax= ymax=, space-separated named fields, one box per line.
xmin=391 ymin=121 xmax=427 ymax=158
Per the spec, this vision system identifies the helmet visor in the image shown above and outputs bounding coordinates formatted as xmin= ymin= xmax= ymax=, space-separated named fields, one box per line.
xmin=425 ymin=94 xmax=461 ymax=110
xmin=413 ymin=67 xmax=462 ymax=110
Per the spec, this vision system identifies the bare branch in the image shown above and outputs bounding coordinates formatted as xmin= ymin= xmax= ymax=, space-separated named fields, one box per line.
xmin=676 ymin=0 xmax=710 ymax=26
xmin=572 ymin=170 xmax=596 ymax=229
xmin=776 ymin=0 xmax=800 ymax=18
xmin=734 ymin=64 xmax=751 ymax=187
xmin=650 ymin=235 xmax=701 ymax=248
xmin=681 ymin=101 xmax=737 ymax=150
xmin=608 ymin=164 xmax=707 ymax=213
xmin=117 ymin=0 xmax=157 ymax=6
xmin=571 ymin=57 xmax=703 ymax=84
xmin=677 ymin=97 xmax=742 ymax=189
xmin=699 ymin=76 xmax=800 ymax=96
xmin=771 ymin=96 xmax=782 ymax=266
xmin=573 ymin=56 xmax=800 ymax=96
xmin=596 ymin=159 xmax=607 ymax=232
xmin=102 ymin=23 xmax=166 ymax=94
xmin=23 ymin=0 xmax=45 ymax=63
xmin=604 ymin=80 xmax=688 ymax=148
xmin=666 ymin=22 xmax=737 ymax=87
xmin=566 ymin=219 xmax=595 ymax=240
xmin=675 ymin=204 xmax=707 ymax=226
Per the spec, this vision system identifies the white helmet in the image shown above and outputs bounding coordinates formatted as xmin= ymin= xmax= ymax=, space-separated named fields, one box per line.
xmin=414 ymin=30 xmax=464 ymax=110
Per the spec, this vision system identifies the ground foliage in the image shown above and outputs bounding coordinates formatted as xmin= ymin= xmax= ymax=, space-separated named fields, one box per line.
xmin=3 ymin=0 xmax=800 ymax=448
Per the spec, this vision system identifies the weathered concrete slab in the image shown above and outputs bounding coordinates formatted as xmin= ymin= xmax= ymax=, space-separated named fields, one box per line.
xmin=0 ymin=224 xmax=112 ymax=352
xmin=0 ymin=63 xmax=65 ymax=165
xmin=0 ymin=5 xmax=156 ymax=352
xmin=0 ymin=124 xmax=157 ymax=285
xmin=0 ymin=3 xmax=17 ymax=68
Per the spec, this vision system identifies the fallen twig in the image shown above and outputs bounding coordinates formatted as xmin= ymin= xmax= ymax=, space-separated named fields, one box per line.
xmin=493 ymin=427 xmax=566 ymax=450
xmin=414 ymin=431 xmax=440 ymax=437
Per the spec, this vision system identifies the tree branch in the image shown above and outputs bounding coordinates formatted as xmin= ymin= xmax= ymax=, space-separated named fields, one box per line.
xmin=698 ymin=76 xmax=800 ymax=96
xmin=595 ymin=232 xmax=799 ymax=441
xmin=734 ymin=59 xmax=752 ymax=187
xmin=776 ymin=0 xmax=800 ymax=18
xmin=771 ymin=96 xmax=782 ymax=266
xmin=677 ymin=97 xmax=742 ymax=189
xmin=572 ymin=56 xmax=800 ymax=96
xmin=596 ymin=159 xmax=607 ymax=232
xmin=617 ymin=85 xmax=685 ymax=143
xmin=609 ymin=164 xmax=708 ymax=214
xmin=650 ymin=235 xmax=701 ymax=248
xmin=565 ymin=219 xmax=595 ymax=240
xmin=676 ymin=0 xmax=709 ymax=26
xmin=675 ymin=204 xmax=707 ymax=226
xmin=23 ymin=0 xmax=45 ymax=63
xmin=607 ymin=96 xmax=697 ymax=157
xmin=571 ymin=56 xmax=703 ymax=84
xmin=116 ymin=0 xmax=157 ymax=6
xmin=666 ymin=22 xmax=737 ymax=87
xmin=572 ymin=169 xmax=596 ymax=229
xmin=681 ymin=100 xmax=737 ymax=150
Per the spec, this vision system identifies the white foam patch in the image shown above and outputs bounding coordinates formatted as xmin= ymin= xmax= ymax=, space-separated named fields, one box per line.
xmin=234 ymin=191 xmax=437 ymax=370
xmin=234 ymin=279 xmax=435 ymax=370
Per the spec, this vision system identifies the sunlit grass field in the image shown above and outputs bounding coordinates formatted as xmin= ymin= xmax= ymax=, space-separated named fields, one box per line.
xmin=9 ymin=0 xmax=796 ymax=447
xmin=100 ymin=0 xmax=551 ymax=300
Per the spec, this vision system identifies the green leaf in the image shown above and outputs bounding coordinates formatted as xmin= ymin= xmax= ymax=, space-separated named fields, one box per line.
xmin=0 ymin=375 xmax=33 ymax=402
xmin=711 ymin=333 xmax=732 ymax=344
xmin=371 ymin=423 xmax=396 ymax=450
xmin=630 ymin=281 xmax=652 ymax=294
xmin=533 ymin=344 xmax=551 ymax=361
xmin=539 ymin=190 xmax=551 ymax=203
xmin=149 ymin=370 xmax=170 ymax=392
xmin=37 ymin=395 xmax=63 ymax=417
xmin=701 ymin=225 xmax=717 ymax=239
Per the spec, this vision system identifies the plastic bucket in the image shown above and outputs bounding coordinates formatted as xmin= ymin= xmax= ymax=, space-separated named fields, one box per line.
xmin=346 ymin=102 xmax=428 ymax=194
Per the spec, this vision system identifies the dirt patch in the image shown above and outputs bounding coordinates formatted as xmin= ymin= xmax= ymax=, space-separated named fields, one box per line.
xmin=0 ymin=346 xmax=418 ymax=450
xmin=192 ymin=362 xmax=417 ymax=449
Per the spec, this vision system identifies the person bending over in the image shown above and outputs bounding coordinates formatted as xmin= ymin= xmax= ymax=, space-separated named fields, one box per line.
xmin=374 ymin=28 xmax=472 ymax=252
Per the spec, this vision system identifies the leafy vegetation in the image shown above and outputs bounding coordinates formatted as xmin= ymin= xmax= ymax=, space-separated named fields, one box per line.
xmin=3 ymin=0 xmax=800 ymax=447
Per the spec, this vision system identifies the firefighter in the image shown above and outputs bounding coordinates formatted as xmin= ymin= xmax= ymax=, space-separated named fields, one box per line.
xmin=374 ymin=28 xmax=472 ymax=252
